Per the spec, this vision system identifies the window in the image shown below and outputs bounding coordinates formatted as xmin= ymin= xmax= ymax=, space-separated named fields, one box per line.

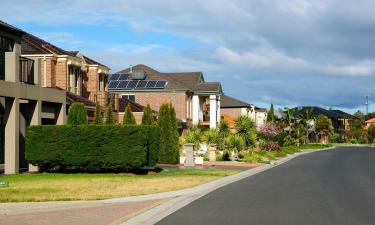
xmin=0 ymin=51 xmax=4 ymax=80
xmin=122 ymin=94 xmax=135 ymax=102
xmin=19 ymin=57 xmax=34 ymax=84
xmin=68 ymin=66 xmax=81 ymax=94
xmin=0 ymin=36 xmax=14 ymax=52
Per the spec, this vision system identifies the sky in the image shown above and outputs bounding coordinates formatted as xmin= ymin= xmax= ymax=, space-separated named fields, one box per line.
xmin=1 ymin=0 xmax=375 ymax=113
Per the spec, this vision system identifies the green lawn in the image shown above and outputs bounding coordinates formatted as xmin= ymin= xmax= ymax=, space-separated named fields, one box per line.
xmin=0 ymin=170 xmax=239 ymax=203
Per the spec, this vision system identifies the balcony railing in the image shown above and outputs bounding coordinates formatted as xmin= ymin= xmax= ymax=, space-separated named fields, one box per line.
xmin=19 ymin=57 xmax=34 ymax=84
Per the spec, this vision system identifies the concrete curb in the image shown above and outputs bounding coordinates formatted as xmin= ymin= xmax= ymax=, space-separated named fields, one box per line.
xmin=121 ymin=147 xmax=337 ymax=225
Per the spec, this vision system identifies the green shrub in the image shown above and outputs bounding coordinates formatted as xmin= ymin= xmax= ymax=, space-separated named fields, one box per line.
xmin=203 ymin=129 xmax=221 ymax=146
xmin=350 ymin=139 xmax=359 ymax=144
xmin=368 ymin=125 xmax=375 ymax=144
xmin=185 ymin=127 xmax=203 ymax=148
xmin=283 ymin=135 xmax=299 ymax=147
xmin=93 ymin=102 xmax=103 ymax=125
xmin=67 ymin=103 xmax=88 ymax=125
xmin=330 ymin=133 xmax=344 ymax=143
xmin=142 ymin=104 xmax=154 ymax=125
xmin=123 ymin=104 xmax=136 ymax=124
xmin=105 ymin=102 xmax=115 ymax=125
xmin=158 ymin=103 xmax=179 ymax=164
xmin=225 ymin=134 xmax=245 ymax=153
xmin=26 ymin=125 xmax=160 ymax=172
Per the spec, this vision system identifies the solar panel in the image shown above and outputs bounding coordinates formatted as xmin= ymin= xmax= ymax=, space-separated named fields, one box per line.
xmin=109 ymin=74 xmax=120 ymax=81
xmin=108 ymin=81 xmax=120 ymax=89
xmin=127 ymin=80 xmax=138 ymax=89
xmin=118 ymin=74 xmax=129 ymax=81
xmin=155 ymin=80 xmax=167 ymax=88
xmin=117 ymin=81 xmax=129 ymax=89
xmin=145 ymin=80 xmax=157 ymax=88
xmin=136 ymin=80 xmax=148 ymax=89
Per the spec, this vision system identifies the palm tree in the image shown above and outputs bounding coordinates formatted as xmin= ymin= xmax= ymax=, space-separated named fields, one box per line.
xmin=284 ymin=108 xmax=295 ymax=134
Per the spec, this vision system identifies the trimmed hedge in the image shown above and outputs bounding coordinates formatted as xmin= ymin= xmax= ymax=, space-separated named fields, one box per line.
xmin=26 ymin=125 xmax=160 ymax=172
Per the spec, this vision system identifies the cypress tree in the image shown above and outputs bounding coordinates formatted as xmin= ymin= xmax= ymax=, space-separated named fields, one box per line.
xmin=93 ymin=102 xmax=103 ymax=124
xmin=267 ymin=103 xmax=275 ymax=122
xmin=105 ymin=102 xmax=115 ymax=125
xmin=158 ymin=103 xmax=179 ymax=164
xmin=141 ymin=104 xmax=154 ymax=125
xmin=123 ymin=104 xmax=136 ymax=124
xmin=67 ymin=103 xmax=88 ymax=125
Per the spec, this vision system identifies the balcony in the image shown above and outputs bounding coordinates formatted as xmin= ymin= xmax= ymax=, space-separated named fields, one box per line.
xmin=19 ymin=57 xmax=34 ymax=85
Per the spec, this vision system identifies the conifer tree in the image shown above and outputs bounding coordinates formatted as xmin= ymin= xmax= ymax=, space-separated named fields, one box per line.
xmin=67 ymin=103 xmax=88 ymax=125
xmin=93 ymin=102 xmax=103 ymax=124
xmin=158 ymin=103 xmax=179 ymax=164
xmin=141 ymin=104 xmax=154 ymax=125
xmin=123 ymin=104 xmax=136 ymax=124
xmin=105 ymin=102 xmax=115 ymax=125
xmin=267 ymin=103 xmax=275 ymax=122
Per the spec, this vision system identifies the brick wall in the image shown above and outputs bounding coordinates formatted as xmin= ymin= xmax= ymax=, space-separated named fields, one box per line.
xmin=221 ymin=108 xmax=242 ymax=119
xmin=40 ymin=58 xmax=56 ymax=87
xmin=55 ymin=60 xmax=67 ymax=90
xmin=135 ymin=92 xmax=188 ymax=121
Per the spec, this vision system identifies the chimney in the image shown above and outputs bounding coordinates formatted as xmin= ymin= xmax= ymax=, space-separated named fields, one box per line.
xmin=129 ymin=65 xmax=133 ymax=73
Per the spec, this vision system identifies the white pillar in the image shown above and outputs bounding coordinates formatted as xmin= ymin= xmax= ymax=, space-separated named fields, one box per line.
xmin=217 ymin=96 xmax=221 ymax=123
xmin=192 ymin=95 xmax=199 ymax=125
xmin=4 ymin=97 xmax=20 ymax=174
xmin=209 ymin=95 xmax=217 ymax=128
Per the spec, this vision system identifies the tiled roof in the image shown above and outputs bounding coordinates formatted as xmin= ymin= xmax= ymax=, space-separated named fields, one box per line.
xmin=116 ymin=64 xmax=222 ymax=93
xmin=66 ymin=91 xmax=96 ymax=107
xmin=221 ymin=95 xmax=250 ymax=108
xmin=21 ymin=33 xmax=77 ymax=56
xmin=366 ymin=118 xmax=375 ymax=123
xmin=0 ymin=20 xmax=25 ymax=36
xmin=118 ymin=98 xmax=146 ymax=113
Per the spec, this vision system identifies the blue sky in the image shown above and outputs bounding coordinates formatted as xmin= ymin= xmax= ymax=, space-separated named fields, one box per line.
xmin=2 ymin=0 xmax=375 ymax=113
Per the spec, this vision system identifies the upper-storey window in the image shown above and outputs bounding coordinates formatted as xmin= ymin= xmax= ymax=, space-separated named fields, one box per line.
xmin=0 ymin=52 xmax=4 ymax=81
xmin=0 ymin=36 xmax=14 ymax=52
xmin=0 ymin=36 xmax=14 ymax=80
xmin=98 ymin=74 xmax=108 ymax=92
xmin=68 ymin=66 xmax=81 ymax=95
xmin=19 ymin=57 xmax=34 ymax=84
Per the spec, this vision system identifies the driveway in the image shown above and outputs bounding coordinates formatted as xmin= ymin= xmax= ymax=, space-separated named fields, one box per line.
xmin=157 ymin=147 xmax=375 ymax=225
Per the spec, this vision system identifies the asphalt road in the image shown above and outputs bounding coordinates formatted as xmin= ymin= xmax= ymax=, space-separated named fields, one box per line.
xmin=157 ymin=147 xmax=375 ymax=225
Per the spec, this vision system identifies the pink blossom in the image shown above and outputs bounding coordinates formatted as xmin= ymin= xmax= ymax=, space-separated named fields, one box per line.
xmin=257 ymin=123 xmax=279 ymax=136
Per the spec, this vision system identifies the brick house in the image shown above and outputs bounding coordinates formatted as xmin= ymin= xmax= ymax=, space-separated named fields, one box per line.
xmin=220 ymin=95 xmax=267 ymax=128
xmin=0 ymin=21 xmax=66 ymax=174
xmin=109 ymin=64 xmax=223 ymax=128
xmin=21 ymin=33 xmax=114 ymax=120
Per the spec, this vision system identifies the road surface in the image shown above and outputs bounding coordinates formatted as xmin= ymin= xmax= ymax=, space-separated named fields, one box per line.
xmin=157 ymin=147 xmax=375 ymax=225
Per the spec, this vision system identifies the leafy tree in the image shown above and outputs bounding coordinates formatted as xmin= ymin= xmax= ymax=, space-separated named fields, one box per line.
xmin=267 ymin=104 xmax=275 ymax=122
xmin=67 ymin=103 xmax=88 ymax=125
xmin=105 ymin=102 xmax=115 ymax=125
xmin=368 ymin=125 xmax=375 ymax=144
xmin=141 ymin=104 xmax=154 ymax=125
xmin=158 ymin=103 xmax=179 ymax=164
xmin=123 ymin=104 xmax=136 ymax=124
xmin=292 ymin=123 xmax=307 ymax=145
xmin=234 ymin=115 xmax=257 ymax=147
xmin=93 ymin=102 xmax=103 ymax=124
xmin=284 ymin=108 xmax=295 ymax=134
xmin=315 ymin=115 xmax=334 ymax=143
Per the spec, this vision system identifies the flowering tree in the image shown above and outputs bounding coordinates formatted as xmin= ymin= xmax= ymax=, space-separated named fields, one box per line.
xmin=257 ymin=122 xmax=279 ymax=137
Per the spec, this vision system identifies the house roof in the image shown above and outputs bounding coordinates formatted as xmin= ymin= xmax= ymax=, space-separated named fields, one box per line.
xmin=293 ymin=106 xmax=356 ymax=120
xmin=21 ymin=33 xmax=77 ymax=56
xmin=221 ymin=95 xmax=250 ymax=108
xmin=365 ymin=118 xmax=375 ymax=123
xmin=115 ymin=64 xmax=222 ymax=94
xmin=0 ymin=20 xmax=25 ymax=36
xmin=118 ymin=98 xmax=152 ymax=113
xmin=65 ymin=91 xmax=96 ymax=108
